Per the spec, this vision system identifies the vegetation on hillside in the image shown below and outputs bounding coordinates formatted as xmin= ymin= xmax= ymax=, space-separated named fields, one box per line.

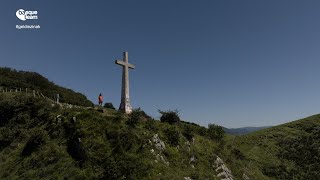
xmin=0 ymin=67 xmax=93 ymax=107
xmin=0 ymin=93 xmax=228 ymax=179
xmin=2 ymin=67 xmax=319 ymax=179
xmin=223 ymin=115 xmax=320 ymax=179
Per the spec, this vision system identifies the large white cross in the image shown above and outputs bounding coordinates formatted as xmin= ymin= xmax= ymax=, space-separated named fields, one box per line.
xmin=115 ymin=52 xmax=135 ymax=113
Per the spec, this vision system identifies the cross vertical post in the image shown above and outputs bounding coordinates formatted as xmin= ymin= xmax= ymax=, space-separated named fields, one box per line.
xmin=115 ymin=52 xmax=135 ymax=113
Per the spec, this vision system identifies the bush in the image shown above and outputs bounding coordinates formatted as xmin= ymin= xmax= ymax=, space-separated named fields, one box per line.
xmin=21 ymin=129 xmax=48 ymax=156
xmin=106 ymin=128 xmax=137 ymax=154
xmin=197 ymin=126 xmax=207 ymax=136
xmin=164 ymin=127 xmax=180 ymax=146
xmin=231 ymin=148 xmax=245 ymax=160
xmin=159 ymin=110 xmax=180 ymax=125
xmin=103 ymin=154 xmax=150 ymax=179
xmin=126 ymin=108 xmax=151 ymax=128
xmin=67 ymin=137 xmax=87 ymax=163
xmin=0 ymin=94 xmax=53 ymax=128
xmin=182 ymin=124 xmax=194 ymax=141
xmin=207 ymin=124 xmax=224 ymax=141
xmin=103 ymin=102 xmax=115 ymax=109
xmin=144 ymin=120 xmax=159 ymax=132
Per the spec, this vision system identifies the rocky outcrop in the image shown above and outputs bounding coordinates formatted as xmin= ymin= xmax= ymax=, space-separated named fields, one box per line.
xmin=152 ymin=134 xmax=166 ymax=151
xmin=214 ymin=156 xmax=234 ymax=180
xmin=149 ymin=134 xmax=169 ymax=165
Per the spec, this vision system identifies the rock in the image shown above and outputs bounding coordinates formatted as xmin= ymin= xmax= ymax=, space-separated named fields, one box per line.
xmin=72 ymin=116 xmax=77 ymax=123
xmin=56 ymin=115 xmax=63 ymax=124
xmin=189 ymin=155 xmax=196 ymax=164
xmin=155 ymin=154 xmax=169 ymax=165
xmin=10 ymin=142 xmax=19 ymax=149
xmin=243 ymin=173 xmax=250 ymax=180
xmin=184 ymin=177 xmax=192 ymax=180
xmin=185 ymin=141 xmax=191 ymax=151
xmin=150 ymin=149 xmax=155 ymax=155
xmin=214 ymin=155 xmax=234 ymax=180
xmin=152 ymin=134 xmax=166 ymax=151
xmin=191 ymin=137 xmax=195 ymax=144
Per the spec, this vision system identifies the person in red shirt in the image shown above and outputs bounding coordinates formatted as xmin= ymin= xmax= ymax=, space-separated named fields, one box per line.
xmin=98 ymin=93 xmax=103 ymax=107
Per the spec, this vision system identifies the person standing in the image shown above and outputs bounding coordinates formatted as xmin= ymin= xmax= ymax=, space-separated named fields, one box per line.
xmin=98 ymin=93 xmax=103 ymax=107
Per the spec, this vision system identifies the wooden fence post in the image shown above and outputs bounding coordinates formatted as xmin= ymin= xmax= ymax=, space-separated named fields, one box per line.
xmin=56 ymin=94 xmax=60 ymax=104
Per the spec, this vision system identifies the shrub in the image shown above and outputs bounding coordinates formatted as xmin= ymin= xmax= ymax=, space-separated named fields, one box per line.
xmin=207 ymin=124 xmax=224 ymax=141
xmin=103 ymin=102 xmax=115 ymax=109
xmin=67 ymin=137 xmax=87 ymax=163
xmin=113 ymin=112 xmax=126 ymax=124
xmin=134 ymin=108 xmax=151 ymax=119
xmin=106 ymin=128 xmax=137 ymax=153
xmin=126 ymin=108 xmax=151 ymax=127
xmin=231 ymin=148 xmax=245 ymax=160
xmin=21 ymin=129 xmax=48 ymax=156
xmin=197 ymin=126 xmax=207 ymax=136
xmin=164 ymin=127 xmax=180 ymax=146
xmin=182 ymin=124 xmax=194 ymax=141
xmin=144 ymin=119 xmax=159 ymax=132
xmin=103 ymin=154 xmax=150 ymax=179
xmin=159 ymin=110 xmax=180 ymax=125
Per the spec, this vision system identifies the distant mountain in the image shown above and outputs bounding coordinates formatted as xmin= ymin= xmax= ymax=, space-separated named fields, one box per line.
xmin=223 ymin=126 xmax=271 ymax=135
xmin=0 ymin=67 xmax=93 ymax=107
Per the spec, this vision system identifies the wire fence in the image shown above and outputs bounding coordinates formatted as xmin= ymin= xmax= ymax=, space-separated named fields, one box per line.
xmin=0 ymin=87 xmax=87 ymax=109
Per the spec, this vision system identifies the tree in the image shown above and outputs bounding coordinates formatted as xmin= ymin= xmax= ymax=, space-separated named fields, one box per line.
xmin=103 ymin=102 xmax=115 ymax=109
xmin=126 ymin=108 xmax=151 ymax=128
xmin=164 ymin=127 xmax=180 ymax=146
xmin=159 ymin=110 xmax=180 ymax=125
xmin=207 ymin=124 xmax=225 ymax=141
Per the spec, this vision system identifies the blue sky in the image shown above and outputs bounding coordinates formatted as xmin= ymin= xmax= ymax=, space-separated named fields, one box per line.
xmin=1 ymin=1 xmax=320 ymax=128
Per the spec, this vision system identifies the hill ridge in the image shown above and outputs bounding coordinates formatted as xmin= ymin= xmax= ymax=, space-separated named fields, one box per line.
xmin=0 ymin=67 xmax=93 ymax=107
xmin=1 ymin=67 xmax=319 ymax=179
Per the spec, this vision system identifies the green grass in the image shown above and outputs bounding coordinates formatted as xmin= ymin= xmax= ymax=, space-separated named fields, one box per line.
xmin=0 ymin=93 xmax=225 ymax=179
xmin=2 ymin=92 xmax=319 ymax=179
xmin=224 ymin=114 xmax=320 ymax=179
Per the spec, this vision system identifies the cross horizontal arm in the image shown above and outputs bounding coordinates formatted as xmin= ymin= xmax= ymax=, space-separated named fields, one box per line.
xmin=115 ymin=60 xmax=135 ymax=69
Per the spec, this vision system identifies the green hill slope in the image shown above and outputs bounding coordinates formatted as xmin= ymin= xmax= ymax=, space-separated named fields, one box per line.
xmin=2 ymin=68 xmax=319 ymax=179
xmin=225 ymin=115 xmax=320 ymax=179
xmin=0 ymin=93 xmax=231 ymax=179
xmin=0 ymin=67 xmax=93 ymax=107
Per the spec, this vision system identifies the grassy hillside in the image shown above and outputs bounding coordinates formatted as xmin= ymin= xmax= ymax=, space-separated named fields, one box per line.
xmin=0 ymin=93 xmax=232 ymax=179
xmin=0 ymin=67 xmax=93 ymax=107
xmin=224 ymin=115 xmax=320 ymax=179
xmin=2 ymin=68 xmax=319 ymax=179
